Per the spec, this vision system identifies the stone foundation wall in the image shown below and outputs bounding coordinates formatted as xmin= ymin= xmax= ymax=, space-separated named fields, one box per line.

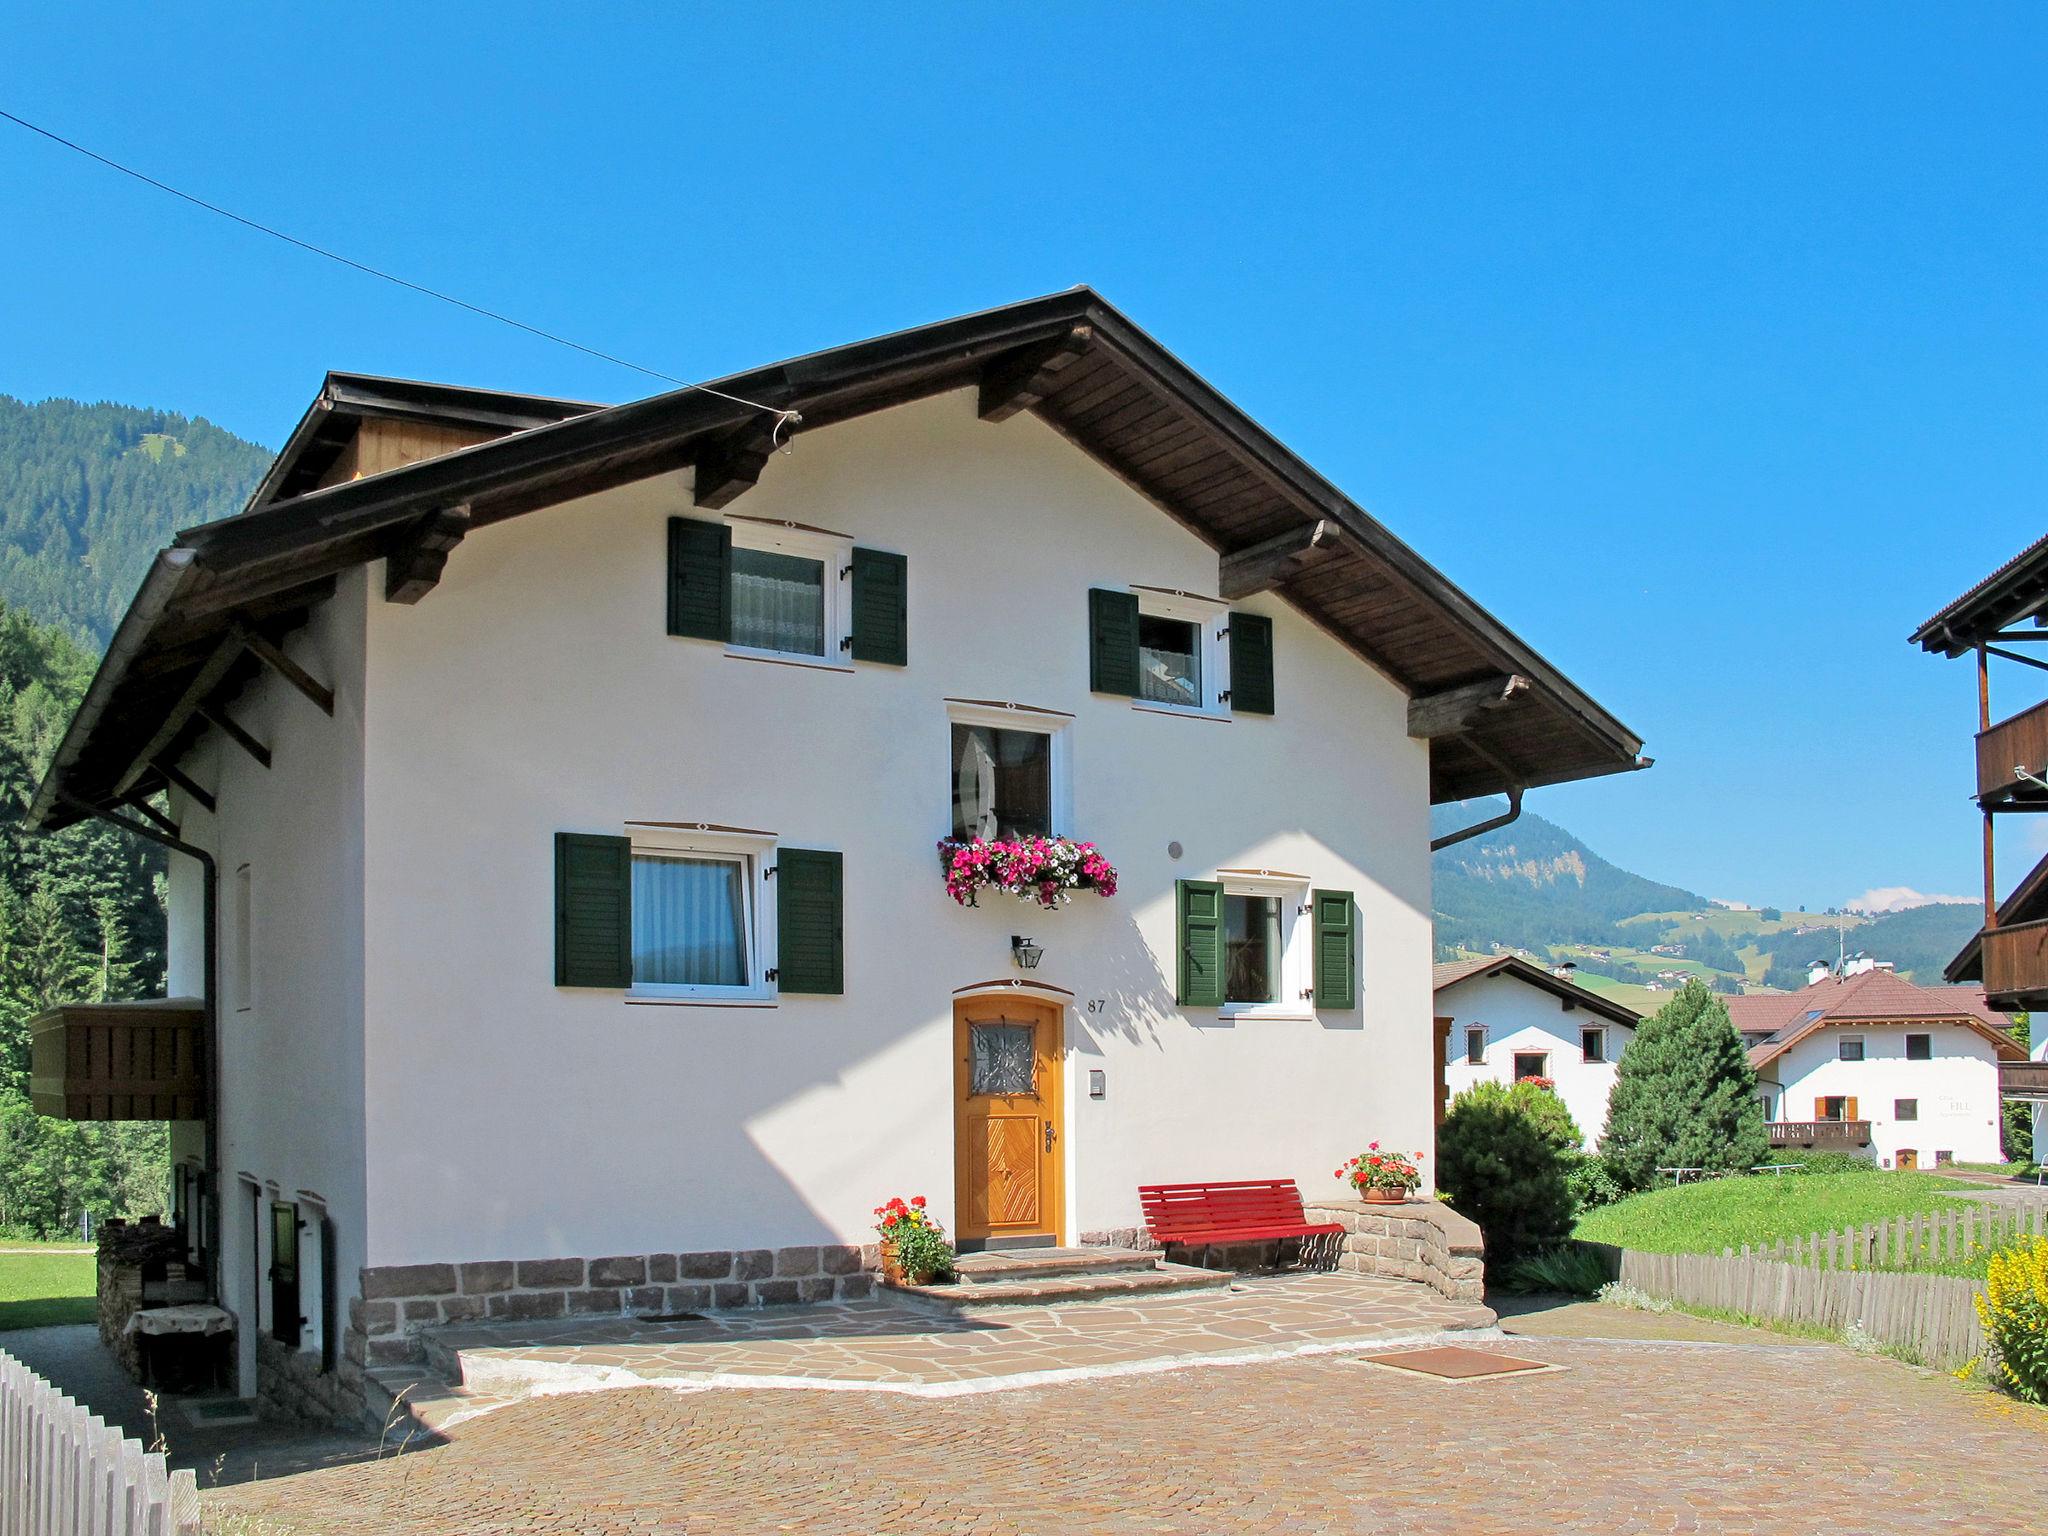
xmin=254 ymin=1334 xmax=366 ymax=1427
xmin=1302 ymin=1198 xmax=1486 ymax=1303
xmin=351 ymin=1245 xmax=881 ymax=1366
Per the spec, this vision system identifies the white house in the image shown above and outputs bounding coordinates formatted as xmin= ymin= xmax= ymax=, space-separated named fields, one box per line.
xmin=1728 ymin=969 xmax=2026 ymax=1168
xmin=25 ymin=289 xmax=1644 ymax=1421
xmin=1433 ymin=956 xmax=1640 ymax=1147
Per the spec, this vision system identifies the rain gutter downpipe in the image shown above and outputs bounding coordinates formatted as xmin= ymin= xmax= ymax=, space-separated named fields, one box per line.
xmin=1430 ymin=785 xmax=1524 ymax=853
xmin=61 ymin=792 xmax=223 ymax=1305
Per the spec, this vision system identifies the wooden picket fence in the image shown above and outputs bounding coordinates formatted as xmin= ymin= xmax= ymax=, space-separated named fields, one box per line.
xmin=1612 ymin=1248 xmax=1986 ymax=1370
xmin=1746 ymin=1197 xmax=2047 ymax=1274
xmin=0 ymin=1348 xmax=199 ymax=1536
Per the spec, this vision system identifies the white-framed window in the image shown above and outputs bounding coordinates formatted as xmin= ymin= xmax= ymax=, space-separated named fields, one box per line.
xmin=1217 ymin=869 xmax=1311 ymax=1020
xmin=946 ymin=701 xmax=1072 ymax=840
xmin=1134 ymin=589 xmax=1230 ymax=718
xmin=1581 ymin=1026 xmax=1606 ymax=1063
xmin=625 ymin=825 xmax=777 ymax=1003
xmin=726 ymin=518 xmax=852 ymax=668
xmin=1513 ymin=1051 xmax=1549 ymax=1081
xmin=1465 ymin=1025 xmax=1487 ymax=1067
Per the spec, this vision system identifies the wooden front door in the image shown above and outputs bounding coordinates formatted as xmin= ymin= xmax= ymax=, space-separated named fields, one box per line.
xmin=954 ymin=996 xmax=1063 ymax=1250
xmin=1896 ymin=1147 xmax=1918 ymax=1170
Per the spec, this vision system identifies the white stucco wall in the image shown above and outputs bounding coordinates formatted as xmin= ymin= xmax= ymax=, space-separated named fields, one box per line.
xmin=1436 ymin=971 xmax=1630 ymax=1149
xmin=1758 ymin=1021 xmax=2005 ymax=1166
xmin=350 ymin=387 xmax=1437 ymax=1266
xmin=165 ymin=574 xmax=368 ymax=1388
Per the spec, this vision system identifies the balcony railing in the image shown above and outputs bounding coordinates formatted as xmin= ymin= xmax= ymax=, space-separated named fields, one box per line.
xmin=2001 ymin=1060 xmax=2048 ymax=1103
xmin=1980 ymin=917 xmax=2048 ymax=1006
xmin=1977 ymin=697 xmax=2048 ymax=807
xmin=28 ymin=1000 xmax=207 ymax=1122
xmin=1767 ymin=1120 xmax=1873 ymax=1150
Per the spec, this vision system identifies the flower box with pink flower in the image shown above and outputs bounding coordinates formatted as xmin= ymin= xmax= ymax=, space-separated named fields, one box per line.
xmin=937 ymin=836 xmax=1120 ymax=910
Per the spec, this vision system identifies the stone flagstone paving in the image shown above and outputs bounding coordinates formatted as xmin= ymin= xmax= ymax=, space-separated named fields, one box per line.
xmin=212 ymin=1331 xmax=2048 ymax=1535
xmin=397 ymin=1270 xmax=1491 ymax=1415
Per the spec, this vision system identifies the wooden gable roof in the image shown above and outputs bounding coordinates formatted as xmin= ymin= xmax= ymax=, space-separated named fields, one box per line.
xmin=30 ymin=288 xmax=1647 ymax=831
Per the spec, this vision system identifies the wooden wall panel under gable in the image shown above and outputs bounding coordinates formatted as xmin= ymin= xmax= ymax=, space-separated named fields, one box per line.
xmin=314 ymin=420 xmax=496 ymax=490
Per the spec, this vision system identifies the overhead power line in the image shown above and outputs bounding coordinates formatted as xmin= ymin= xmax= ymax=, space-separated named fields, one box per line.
xmin=0 ymin=106 xmax=793 ymax=427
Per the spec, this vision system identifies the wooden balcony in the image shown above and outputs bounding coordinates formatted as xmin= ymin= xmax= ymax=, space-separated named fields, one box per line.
xmin=2001 ymin=1060 xmax=2048 ymax=1103
xmin=1980 ymin=917 xmax=2048 ymax=1008
xmin=1977 ymin=697 xmax=2048 ymax=807
xmin=1768 ymin=1120 xmax=1873 ymax=1150
xmin=29 ymin=1000 xmax=207 ymax=1122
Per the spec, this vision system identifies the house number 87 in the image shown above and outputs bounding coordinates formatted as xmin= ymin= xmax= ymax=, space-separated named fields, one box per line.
xmin=1086 ymin=999 xmax=1107 ymax=1014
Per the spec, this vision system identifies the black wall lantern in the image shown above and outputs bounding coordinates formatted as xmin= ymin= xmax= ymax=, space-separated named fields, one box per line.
xmin=1011 ymin=935 xmax=1044 ymax=971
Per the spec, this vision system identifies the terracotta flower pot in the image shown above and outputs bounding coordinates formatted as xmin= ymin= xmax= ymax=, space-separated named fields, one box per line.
xmin=879 ymin=1239 xmax=934 ymax=1286
xmin=1362 ymin=1187 xmax=1407 ymax=1206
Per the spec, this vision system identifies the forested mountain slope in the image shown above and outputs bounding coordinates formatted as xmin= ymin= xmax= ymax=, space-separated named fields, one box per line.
xmin=0 ymin=396 xmax=270 ymax=647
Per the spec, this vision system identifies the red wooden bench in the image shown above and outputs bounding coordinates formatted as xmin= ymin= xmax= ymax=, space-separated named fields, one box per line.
xmin=1138 ymin=1179 xmax=1345 ymax=1260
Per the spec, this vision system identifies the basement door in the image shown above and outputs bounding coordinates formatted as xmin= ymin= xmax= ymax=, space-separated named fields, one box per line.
xmin=953 ymin=996 xmax=1064 ymax=1252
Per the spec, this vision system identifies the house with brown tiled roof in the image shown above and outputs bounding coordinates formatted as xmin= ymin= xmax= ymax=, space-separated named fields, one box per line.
xmin=1729 ymin=968 xmax=2026 ymax=1168
xmin=1433 ymin=956 xmax=1640 ymax=1148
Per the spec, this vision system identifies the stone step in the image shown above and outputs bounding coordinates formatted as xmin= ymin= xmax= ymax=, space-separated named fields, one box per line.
xmin=950 ymin=1246 xmax=1161 ymax=1285
xmin=886 ymin=1260 xmax=1234 ymax=1312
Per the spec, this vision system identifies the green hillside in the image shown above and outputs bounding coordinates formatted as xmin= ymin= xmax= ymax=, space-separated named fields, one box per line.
xmin=0 ymin=397 xmax=271 ymax=647
xmin=1433 ymin=801 xmax=1985 ymax=1003
xmin=1431 ymin=801 xmax=1709 ymax=954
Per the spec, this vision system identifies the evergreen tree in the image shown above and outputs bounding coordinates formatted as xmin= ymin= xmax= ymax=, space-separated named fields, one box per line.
xmin=1600 ymin=979 xmax=1770 ymax=1191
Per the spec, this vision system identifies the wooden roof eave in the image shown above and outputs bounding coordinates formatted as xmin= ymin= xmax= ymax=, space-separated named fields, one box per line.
xmin=38 ymin=287 xmax=1647 ymax=820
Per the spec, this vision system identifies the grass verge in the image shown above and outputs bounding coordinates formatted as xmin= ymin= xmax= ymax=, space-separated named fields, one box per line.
xmin=1574 ymin=1170 xmax=1973 ymax=1255
xmin=0 ymin=1250 xmax=97 ymax=1331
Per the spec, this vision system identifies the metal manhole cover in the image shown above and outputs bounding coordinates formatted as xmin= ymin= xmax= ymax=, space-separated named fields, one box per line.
xmin=1351 ymin=1345 xmax=1561 ymax=1381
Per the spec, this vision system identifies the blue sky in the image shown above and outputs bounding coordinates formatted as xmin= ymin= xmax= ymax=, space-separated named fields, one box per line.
xmin=3 ymin=3 xmax=2044 ymax=909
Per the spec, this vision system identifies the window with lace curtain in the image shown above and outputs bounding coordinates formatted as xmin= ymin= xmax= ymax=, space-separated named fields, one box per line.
xmin=726 ymin=520 xmax=851 ymax=665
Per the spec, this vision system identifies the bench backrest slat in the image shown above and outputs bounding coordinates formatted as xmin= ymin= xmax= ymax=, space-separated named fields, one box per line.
xmin=1139 ymin=1179 xmax=1312 ymax=1237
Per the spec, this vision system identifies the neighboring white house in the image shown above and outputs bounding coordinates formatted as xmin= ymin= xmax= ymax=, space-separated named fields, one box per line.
xmin=1434 ymin=956 xmax=1640 ymax=1148
xmin=24 ymin=290 xmax=1645 ymax=1420
xmin=1728 ymin=969 xmax=2026 ymax=1169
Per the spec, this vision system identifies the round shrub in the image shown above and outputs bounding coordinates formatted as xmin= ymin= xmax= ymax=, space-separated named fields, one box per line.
xmin=1563 ymin=1152 xmax=1624 ymax=1212
xmin=1437 ymin=1081 xmax=1577 ymax=1261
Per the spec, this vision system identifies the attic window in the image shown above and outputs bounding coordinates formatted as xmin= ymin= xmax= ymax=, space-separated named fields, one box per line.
xmin=1838 ymin=1036 xmax=1865 ymax=1062
xmin=1905 ymin=1033 xmax=1932 ymax=1061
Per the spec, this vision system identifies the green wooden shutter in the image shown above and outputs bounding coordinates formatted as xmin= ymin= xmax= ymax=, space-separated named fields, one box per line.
xmin=667 ymin=516 xmax=731 ymax=640
xmin=1176 ymin=879 xmax=1225 ymax=1008
xmin=1228 ymin=612 xmax=1274 ymax=715
xmin=1312 ymin=888 xmax=1357 ymax=1009
xmin=776 ymin=848 xmax=843 ymax=995
xmin=555 ymin=832 xmax=632 ymax=987
xmin=849 ymin=547 xmax=908 ymax=665
xmin=1088 ymin=588 xmax=1140 ymax=696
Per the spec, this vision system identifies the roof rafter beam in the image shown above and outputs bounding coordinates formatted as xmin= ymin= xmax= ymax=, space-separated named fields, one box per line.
xmin=197 ymin=703 xmax=271 ymax=770
xmin=693 ymin=424 xmax=786 ymax=510
xmin=121 ymin=794 xmax=179 ymax=838
xmin=241 ymin=629 xmax=335 ymax=714
xmin=385 ymin=505 xmax=472 ymax=605
xmin=977 ymin=326 xmax=1094 ymax=423
xmin=1408 ymin=674 xmax=1532 ymax=739
xmin=1218 ymin=518 xmax=1348 ymax=600
xmin=112 ymin=631 xmax=249 ymax=799
xmin=155 ymin=760 xmax=215 ymax=815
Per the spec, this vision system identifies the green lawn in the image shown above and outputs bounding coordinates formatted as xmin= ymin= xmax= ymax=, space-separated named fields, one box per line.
xmin=1574 ymin=1171 xmax=1975 ymax=1256
xmin=0 ymin=1249 xmax=97 ymax=1331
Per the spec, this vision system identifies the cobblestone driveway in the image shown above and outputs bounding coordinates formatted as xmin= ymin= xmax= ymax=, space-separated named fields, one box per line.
xmin=212 ymin=1332 xmax=2047 ymax=1535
